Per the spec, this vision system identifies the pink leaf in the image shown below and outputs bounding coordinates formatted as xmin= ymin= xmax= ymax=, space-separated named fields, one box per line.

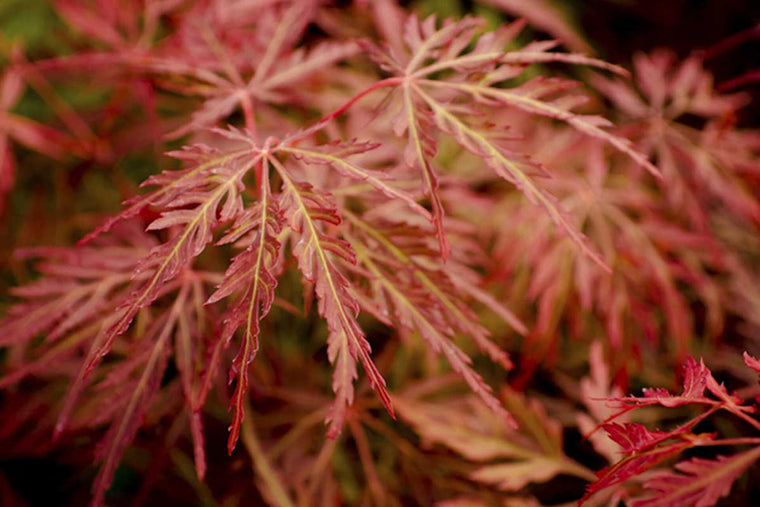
xmin=743 ymin=351 xmax=760 ymax=374
xmin=207 ymin=195 xmax=282 ymax=453
xmin=632 ymin=448 xmax=760 ymax=507
xmin=277 ymin=173 xmax=394 ymax=437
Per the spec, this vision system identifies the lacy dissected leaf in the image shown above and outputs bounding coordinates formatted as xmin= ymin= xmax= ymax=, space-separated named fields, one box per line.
xmin=346 ymin=215 xmax=515 ymax=423
xmin=489 ymin=131 xmax=725 ymax=380
xmin=7 ymin=3 xmax=760 ymax=506
xmin=278 ymin=139 xmax=431 ymax=220
xmin=82 ymin=140 xmax=253 ymax=242
xmin=416 ymin=86 xmax=606 ymax=268
xmin=161 ymin=0 xmax=358 ymax=135
xmin=276 ymin=170 xmax=393 ymax=437
xmin=597 ymin=50 xmax=747 ymax=121
xmin=47 ymin=0 xmax=356 ymax=144
xmin=246 ymin=0 xmax=317 ymax=79
xmin=631 ymin=448 xmax=760 ymax=507
xmin=581 ymin=440 xmax=696 ymax=505
xmin=57 ymin=138 xmax=258 ymax=435
xmin=365 ymin=14 xmax=655 ymax=267
xmin=584 ymin=354 xmax=760 ymax=505
xmin=0 ymin=227 xmax=215 ymax=505
xmin=170 ymin=276 xmax=219 ymax=482
xmin=0 ymin=250 xmax=135 ymax=350
xmin=602 ymin=423 xmax=682 ymax=456
xmin=584 ymin=416 xmax=725 ymax=504
xmin=88 ymin=294 xmax=180 ymax=507
xmin=347 ymin=212 xmax=523 ymax=360
xmin=397 ymin=84 xmax=450 ymax=258
xmin=607 ymin=357 xmax=755 ymax=419
xmin=207 ymin=191 xmax=283 ymax=453
xmin=0 ymin=222 xmax=154 ymax=381
xmin=248 ymin=39 xmax=360 ymax=104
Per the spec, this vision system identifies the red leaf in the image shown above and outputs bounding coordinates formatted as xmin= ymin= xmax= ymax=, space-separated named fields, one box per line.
xmin=743 ymin=351 xmax=760 ymax=374
xmin=632 ymin=448 xmax=760 ymax=507
xmin=581 ymin=441 xmax=693 ymax=505
xmin=276 ymin=171 xmax=393 ymax=437
xmin=207 ymin=192 xmax=283 ymax=453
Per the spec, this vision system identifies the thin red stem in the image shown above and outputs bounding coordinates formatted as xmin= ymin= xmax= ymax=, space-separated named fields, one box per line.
xmin=697 ymin=437 xmax=760 ymax=447
xmin=292 ymin=77 xmax=403 ymax=142
xmin=729 ymin=407 xmax=760 ymax=432
xmin=323 ymin=77 xmax=402 ymax=124
xmin=240 ymin=92 xmax=257 ymax=138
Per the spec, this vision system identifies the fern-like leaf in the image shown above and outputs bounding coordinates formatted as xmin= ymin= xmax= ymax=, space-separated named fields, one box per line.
xmin=207 ymin=181 xmax=282 ymax=453
xmin=347 ymin=215 xmax=515 ymax=426
xmin=584 ymin=355 xmax=760 ymax=505
xmin=632 ymin=448 xmax=760 ymax=507
xmin=275 ymin=165 xmax=393 ymax=437
xmin=56 ymin=139 xmax=258 ymax=435
xmin=363 ymin=15 xmax=657 ymax=268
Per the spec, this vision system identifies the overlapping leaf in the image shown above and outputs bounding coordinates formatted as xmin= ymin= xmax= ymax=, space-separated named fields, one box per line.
xmin=57 ymin=137 xmax=259 ymax=437
xmin=276 ymin=170 xmax=393 ymax=438
xmin=583 ymin=355 xmax=760 ymax=505
xmin=363 ymin=14 xmax=659 ymax=267
xmin=346 ymin=214 xmax=520 ymax=421
xmin=0 ymin=222 xmax=154 ymax=379
xmin=632 ymin=449 xmax=760 ymax=507
xmin=3 ymin=3 xmax=760 ymax=506
xmin=593 ymin=50 xmax=760 ymax=228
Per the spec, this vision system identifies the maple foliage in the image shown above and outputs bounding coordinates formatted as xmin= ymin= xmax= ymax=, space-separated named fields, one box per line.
xmin=0 ymin=1 xmax=759 ymax=506
xmin=485 ymin=47 xmax=759 ymax=384
xmin=582 ymin=354 xmax=760 ymax=506
xmin=395 ymin=385 xmax=595 ymax=493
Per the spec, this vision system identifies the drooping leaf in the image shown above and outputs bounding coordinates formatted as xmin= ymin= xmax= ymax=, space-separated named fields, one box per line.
xmin=276 ymin=167 xmax=393 ymax=438
xmin=364 ymin=15 xmax=655 ymax=269
xmin=207 ymin=185 xmax=282 ymax=453
xmin=584 ymin=355 xmax=760 ymax=505
xmin=631 ymin=448 xmax=760 ymax=507
xmin=347 ymin=216 xmax=515 ymax=425
xmin=56 ymin=138 xmax=259 ymax=435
